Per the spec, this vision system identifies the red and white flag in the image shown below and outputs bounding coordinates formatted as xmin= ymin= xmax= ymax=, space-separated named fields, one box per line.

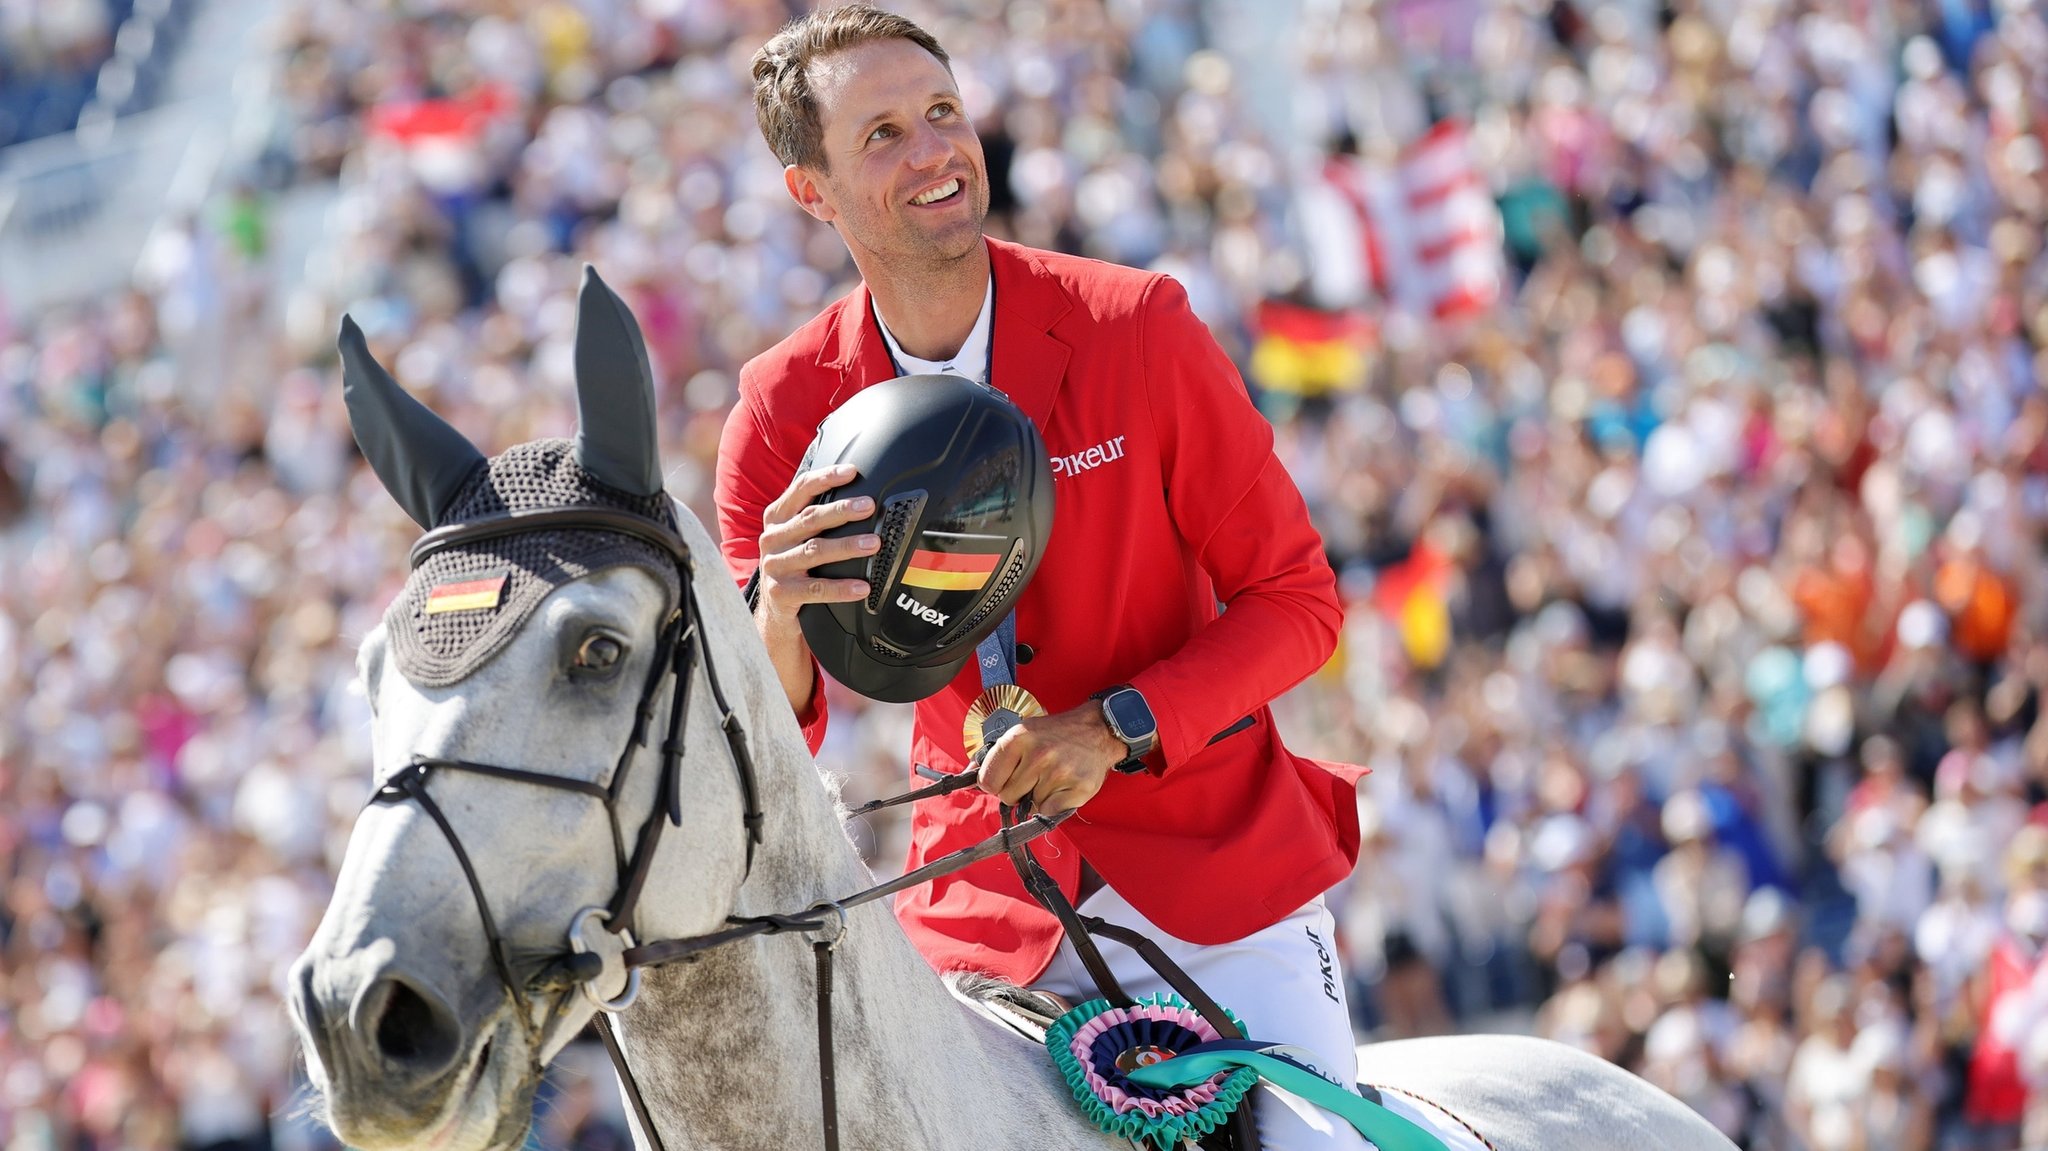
xmin=366 ymin=83 xmax=517 ymax=195
xmin=1310 ymin=120 xmax=1504 ymax=323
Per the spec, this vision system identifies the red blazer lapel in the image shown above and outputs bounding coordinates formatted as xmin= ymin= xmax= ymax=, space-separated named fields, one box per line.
xmin=986 ymin=239 xmax=1071 ymax=431
xmin=822 ymin=240 xmax=1074 ymax=430
xmin=821 ymin=281 xmax=897 ymax=409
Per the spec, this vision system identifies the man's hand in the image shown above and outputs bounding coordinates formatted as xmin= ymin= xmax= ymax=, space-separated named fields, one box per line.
xmin=754 ymin=463 xmax=879 ymax=713
xmin=976 ymin=704 xmax=1129 ymax=814
xmin=757 ymin=463 xmax=878 ymax=619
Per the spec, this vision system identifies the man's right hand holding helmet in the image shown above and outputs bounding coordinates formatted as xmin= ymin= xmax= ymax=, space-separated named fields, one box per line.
xmin=753 ymin=463 xmax=879 ymax=714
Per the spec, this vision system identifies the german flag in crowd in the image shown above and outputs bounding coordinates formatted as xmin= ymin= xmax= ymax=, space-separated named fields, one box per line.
xmin=1248 ymin=300 xmax=1376 ymax=397
xmin=1371 ymin=539 xmax=1455 ymax=670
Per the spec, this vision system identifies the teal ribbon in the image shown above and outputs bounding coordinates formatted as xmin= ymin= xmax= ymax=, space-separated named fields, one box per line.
xmin=1126 ymin=1047 xmax=1451 ymax=1151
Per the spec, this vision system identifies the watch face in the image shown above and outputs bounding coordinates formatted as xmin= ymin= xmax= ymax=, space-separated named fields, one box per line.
xmin=1106 ymin=690 xmax=1157 ymax=741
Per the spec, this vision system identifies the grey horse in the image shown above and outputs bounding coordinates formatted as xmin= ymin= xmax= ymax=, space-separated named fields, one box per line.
xmin=287 ymin=267 xmax=1739 ymax=1151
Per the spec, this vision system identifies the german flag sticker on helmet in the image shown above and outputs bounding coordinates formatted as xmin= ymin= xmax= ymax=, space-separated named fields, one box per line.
xmin=901 ymin=546 xmax=1002 ymax=591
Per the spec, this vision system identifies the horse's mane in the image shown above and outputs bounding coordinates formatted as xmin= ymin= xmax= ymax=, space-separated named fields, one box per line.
xmin=944 ymin=970 xmax=1070 ymax=1044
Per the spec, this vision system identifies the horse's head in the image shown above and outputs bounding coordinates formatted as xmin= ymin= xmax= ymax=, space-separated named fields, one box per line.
xmin=289 ymin=269 xmax=759 ymax=1150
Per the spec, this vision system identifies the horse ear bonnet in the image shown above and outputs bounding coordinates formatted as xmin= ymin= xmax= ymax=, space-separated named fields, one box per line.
xmin=796 ymin=374 xmax=1054 ymax=703
xmin=386 ymin=442 xmax=682 ymax=687
xmin=343 ymin=267 xmax=681 ymax=688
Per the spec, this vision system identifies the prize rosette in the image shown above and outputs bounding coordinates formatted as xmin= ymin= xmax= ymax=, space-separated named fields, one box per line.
xmin=1044 ymin=994 xmax=1257 ymax=1150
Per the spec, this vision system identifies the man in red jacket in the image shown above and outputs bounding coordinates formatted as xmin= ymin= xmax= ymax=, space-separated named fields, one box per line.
xmin=719 ymin=8 xmax=1368 ymax=1145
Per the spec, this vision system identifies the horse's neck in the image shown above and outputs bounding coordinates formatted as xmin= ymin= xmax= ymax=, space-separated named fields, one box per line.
xmin=616 ymin=510 xmax=1110 ymax=1148
xmin=616 ymin=754 xmax=1106 ymax=1150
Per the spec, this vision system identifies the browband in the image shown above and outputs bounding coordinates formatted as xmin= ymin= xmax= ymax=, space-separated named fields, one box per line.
xmin=409 ymin=506 xmax=693 ymax=572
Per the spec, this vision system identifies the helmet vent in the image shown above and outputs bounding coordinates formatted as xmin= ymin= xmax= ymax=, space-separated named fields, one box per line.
xmin=865 ymin=491 xmax=926 ymax=612
xmin=938 ymin=540 xmax=1030 ymax=647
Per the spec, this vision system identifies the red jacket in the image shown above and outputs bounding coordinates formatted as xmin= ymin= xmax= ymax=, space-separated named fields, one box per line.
xmin=715 ymin=238 xmax=1363 ymax=983
xmin=1966 ymin=936 xmax=2041 ymax=1123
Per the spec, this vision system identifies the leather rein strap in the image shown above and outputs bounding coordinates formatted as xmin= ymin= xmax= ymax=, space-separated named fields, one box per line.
xmin=975 ymin=617 xmax=1262 ymax=1151
xmin=998 ymin=802 xmax=1261 ymax=1151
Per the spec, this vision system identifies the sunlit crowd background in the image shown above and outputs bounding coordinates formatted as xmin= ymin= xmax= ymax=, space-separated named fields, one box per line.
xmin=4 ymin=0 xmax=2048 ymax=1148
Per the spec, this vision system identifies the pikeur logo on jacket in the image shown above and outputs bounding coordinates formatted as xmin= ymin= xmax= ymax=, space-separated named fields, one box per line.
xmin=1050 ymin=435 xmax=1127 ymax=479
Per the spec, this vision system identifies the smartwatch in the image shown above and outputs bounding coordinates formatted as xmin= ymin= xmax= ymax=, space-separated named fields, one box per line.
xmin=1094 ymin=685 xmax=1159 ymax=773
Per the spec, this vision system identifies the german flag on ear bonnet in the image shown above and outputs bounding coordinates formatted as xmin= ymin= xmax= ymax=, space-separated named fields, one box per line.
xmin=796 ymin=374 xmax=1054 ymax=703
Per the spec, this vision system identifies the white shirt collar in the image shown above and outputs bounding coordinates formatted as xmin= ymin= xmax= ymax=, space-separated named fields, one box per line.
xmin=871 ymin=275 xmax=994 ymax=384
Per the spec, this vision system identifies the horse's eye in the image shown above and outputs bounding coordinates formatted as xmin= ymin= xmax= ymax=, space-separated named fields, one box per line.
xmin=575 ymin=634 xmax=625 ymax=672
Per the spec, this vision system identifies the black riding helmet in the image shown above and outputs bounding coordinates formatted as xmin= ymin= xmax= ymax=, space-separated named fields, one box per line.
xmin=796 ymin=374 xmax=1054 ymax=703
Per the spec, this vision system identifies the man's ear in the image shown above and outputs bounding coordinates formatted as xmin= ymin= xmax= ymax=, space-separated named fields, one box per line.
xmin=785 ymin=164 xmax=838 ymax=223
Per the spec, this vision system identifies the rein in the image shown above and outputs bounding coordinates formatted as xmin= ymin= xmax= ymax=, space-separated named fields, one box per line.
xmin=370 ymin=505 xmax=1078 ymax=1151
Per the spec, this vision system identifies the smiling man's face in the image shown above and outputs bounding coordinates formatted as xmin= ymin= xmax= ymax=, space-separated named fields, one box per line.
xmin=794 ymin=37 xmax=989 ymax=269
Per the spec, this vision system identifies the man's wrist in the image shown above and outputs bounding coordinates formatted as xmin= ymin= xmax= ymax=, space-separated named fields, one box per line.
xmin=754 ymin=602 xmax=817 ymax=716
xmin=1086 ymin=709 xmax=1129 ymax=764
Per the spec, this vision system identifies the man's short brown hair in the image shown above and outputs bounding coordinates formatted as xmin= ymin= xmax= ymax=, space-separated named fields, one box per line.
xmin=751 ymin=4 xmax=952 ymax=172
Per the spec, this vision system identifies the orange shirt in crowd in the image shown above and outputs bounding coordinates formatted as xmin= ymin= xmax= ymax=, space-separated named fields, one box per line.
xmin=1934 ymin=556 xmax=2017 ymax=665
xmin=1792 ymin=557 xmax=1876 ymax=666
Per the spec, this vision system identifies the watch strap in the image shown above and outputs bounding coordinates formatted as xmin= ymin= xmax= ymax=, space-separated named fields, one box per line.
xmin=742 ymin=566 xmax=762 ymax=613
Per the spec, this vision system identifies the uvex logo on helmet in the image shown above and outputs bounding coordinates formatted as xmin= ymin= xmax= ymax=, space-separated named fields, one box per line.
xmin=896 ymin=593 xmax=949 ymax=627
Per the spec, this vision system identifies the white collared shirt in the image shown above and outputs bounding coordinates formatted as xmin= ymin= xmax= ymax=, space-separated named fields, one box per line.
xmin=871 ymin=275 xmax=994 ymax=384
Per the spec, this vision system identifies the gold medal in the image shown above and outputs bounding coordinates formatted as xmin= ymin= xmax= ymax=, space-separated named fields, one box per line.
xmin=963 ymin=684 xmax=1046 ymax=760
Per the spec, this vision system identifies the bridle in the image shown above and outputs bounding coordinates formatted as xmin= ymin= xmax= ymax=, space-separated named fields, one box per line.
xmin=370 ymin=506 xmax=760 ymax=1032
xmin=365 ymin=503 xmax=1072 ymax=1151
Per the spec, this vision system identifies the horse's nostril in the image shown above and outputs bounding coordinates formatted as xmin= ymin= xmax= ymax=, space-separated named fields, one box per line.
xmin=371 ymin=979 xmax=460 ymax=1071
xmin=293 ymin=961 xmax=323 ymax=1032
xmin=291 ymin=959 xmax=338 ymax=1074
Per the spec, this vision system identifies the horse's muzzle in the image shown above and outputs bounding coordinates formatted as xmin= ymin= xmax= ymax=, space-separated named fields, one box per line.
xmin=289 ymin=948 xmax=487 ymax=1146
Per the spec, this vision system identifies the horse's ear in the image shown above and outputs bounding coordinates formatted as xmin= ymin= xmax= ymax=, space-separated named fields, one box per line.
xmin=338 ymin=315 xmax=485 ymax=529
xmin=572 ymin=265 xmax=664 ymax=497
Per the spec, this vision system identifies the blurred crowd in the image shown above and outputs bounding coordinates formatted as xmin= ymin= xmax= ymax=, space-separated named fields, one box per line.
xmin=0 ymin=0 xmax=190 ymax=151
xmin=0 ymin=0 xmax=116 ymax=148
xmin=1282 ymin=2 xmax=2048 ymax=1150
xmin=2 ymin=0 xmax=2046 ymax=1149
